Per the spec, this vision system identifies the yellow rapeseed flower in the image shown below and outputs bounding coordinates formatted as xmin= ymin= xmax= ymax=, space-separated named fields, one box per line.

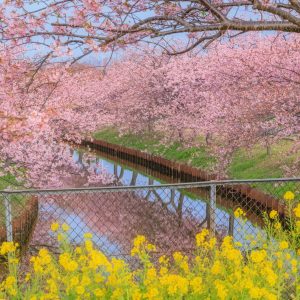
xmin=195 ymin=229 xmax=209 ymax=246
xmin=95 ymin=274 xmax=105 ymax=283
xmin=279 ymin=241 xmax=289 ymax=250
xmin=7 ymin=289 xmax=17 ymax=296
xmin=38 ymin=248 xmax=51 ymax=265
xmin=59 ymin=253 xmax=78 ymax=272
xmin=146 ymin=243 xmax=156 ymax=252
xmin=180 ymin=260 xmax=189 ymax=273
xmin=89 ymin=249 xmax=109 ymax=269
xmin=291 ymin=259 xmax=297 ymax=272
xmin=5 ymin=276 xmax=16 ymax=287
xmin=274 ymin=222 xmax=282 ymax=230
xmin=61 ymin=223 xmax=70 ymax=232
xmin=265 ymin=268 xmax=278 ymax=286
xmin=25 ymin=273 xmax=31 ymax=282
xmin=133 ymin=235 xmax=146 ymax=248
xmin=211 ymin=260 xmax=222 ymax=275
xmin=81 ymin=274 xmax=91 ymax=286
xmin=94 ymin=288 xmax=105 ymax=297
xmin=159 ymin=255 xmax=169 ymax=265
xmin=234 ymin=241 xmax=242 ymax=248
xmin=173 ymin=251 xmax=184 ymax=263
xmin=159 ymin=266 xmax=168 ymax=276
xmin=75 ymin=286 xmax=85 ymax=295
xmin=269 ymin=210 xmax=278 ymax=219
xmin=145 ymin=287 xmax=159 ymax=300
xmin=234 ymin=207 xmax=246 ymax=218
xmin=284 ymin=191 xmax=295 ymax=201
xmin=83 ymin=232 xmax=93 ymax=239
xmin=0 ymin=242 xmax=17 ymax=255
xmin=57 ymin=233 xmax=64 ymax=242
xmin=75 ymin=247 xmax=82 ymax=254
xmin=190 ymin=277 xmax=203 ymax=294
xmin=1 ymin=223 xmax=300 ymax=299
xmin=160 ymin=274 xmax=188 ymax=296
xmin=249 ymin=287 xmax=262 ymax=299
xmin=50 ymin=222 xmax=59 ymax=232
xmin=8 ymin=258 xmax=19 ymax=264
xmin=132 ymin=289 xmax=142 ymax=300
xmin=250 ymin=250 xmax=267 ymax=263
xmin=145 ymin=268 xmax=157 ymax=286
xmin=294 ymin=204 xmax=300 ymax=218
xmin=214 ymin=281 xmax=228 ymax=300
xmin=131 ymin=235 xmax=147 ymax=257
xmin=85 ymin=240 xmax=93 ymax=252
xmin=70 ymin=276 xmax=79 ymax=287
xmin=296 ymin=221 xmax=300 ymax=230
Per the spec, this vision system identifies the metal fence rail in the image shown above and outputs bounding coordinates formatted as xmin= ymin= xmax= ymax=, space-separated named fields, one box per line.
xmin=0 ymin=178 xmax=299 ymax=258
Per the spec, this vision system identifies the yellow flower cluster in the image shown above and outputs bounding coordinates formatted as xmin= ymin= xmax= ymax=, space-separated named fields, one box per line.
xmin=264 ymin=191 xmax=300 ymax=262
xmin=130 ymin=234 xmax=156 ymax=257
xmin=51 ymin=222 xmax=69 ymax=232
xmin=234 ymin=207 xmax=246 ymax=218
xmin=284 ymin=191 xmax=295 ymax=201
xmin=269 ymin=210 xmax=278 ymax=219
xmin=294 ymin=203 xmax=300 ymax=218
xmin=250 ymin=249 xmax=267 ymax=263
xmin=0 ymin=223 xmax=298 ymax=299
xmin=0 ymin=241 xmax=18 ymax=255
xmin=1 ymin=189 xmax=300 ymax=300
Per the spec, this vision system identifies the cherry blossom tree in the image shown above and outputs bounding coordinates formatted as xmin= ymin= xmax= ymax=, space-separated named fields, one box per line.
xmin=88 ymin=34 xmax=299 ymax=175
xmin=1 ymin=0 xmax=300 ymax=70
xmin=1 ymin=32 xmax=299 ymax=188
xmin=0 ymin=48 xmax=114 ymax=188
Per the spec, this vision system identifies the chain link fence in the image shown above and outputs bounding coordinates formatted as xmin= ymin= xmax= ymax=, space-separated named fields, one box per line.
xmin=0 ymin=178 xmax=299 ymax=259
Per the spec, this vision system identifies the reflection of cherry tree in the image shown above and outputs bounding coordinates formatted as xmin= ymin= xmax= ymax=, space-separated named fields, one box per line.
xmin=70 ymin=149 xmax=114 ymax=187
xmin=31 ymin=191 xmax=204 ymax=256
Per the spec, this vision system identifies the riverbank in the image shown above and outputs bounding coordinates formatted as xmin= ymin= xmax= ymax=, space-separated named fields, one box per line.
xmin=0 ymin=170 xmax=37 ymax=252
xmin=93 ymin=128 xmax=299 ymax=179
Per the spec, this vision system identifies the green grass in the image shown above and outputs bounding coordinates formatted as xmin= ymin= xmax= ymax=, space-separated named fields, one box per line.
xmin=229 ymin=140 xmax=297 ymax=179
xmin=93 ymin=127 xmax=300 ymax=201
xmin=0 ymin=172 xmax=22 ymax=190
xmin=0 ymin=169 xmax=27 ymax=225
xmin=93 ymin=128 xmax=299 ymax=188
xmin=94 ymin=128 xmax=215 ymax=170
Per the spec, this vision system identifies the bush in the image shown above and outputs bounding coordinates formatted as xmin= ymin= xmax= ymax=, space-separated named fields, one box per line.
xmin=0 ymin=192 xmax=299 ymax=299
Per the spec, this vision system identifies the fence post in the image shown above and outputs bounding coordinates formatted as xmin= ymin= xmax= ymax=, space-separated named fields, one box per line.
xmin=210 ymin=184 xmax=216 ymax=235
xmin=228 ymin=214 xmax=234 ymax=236
xmin=4 ymin=193 xmax=13 ymax=242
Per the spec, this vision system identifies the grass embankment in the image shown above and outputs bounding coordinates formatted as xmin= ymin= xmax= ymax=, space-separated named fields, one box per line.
xmin=93 ymin=128 xmax=299 ymax=197
xmin=0 ymin=170 xmax=27 ymax=226
xmin=94 ymin=128 xmax=298 ymax=179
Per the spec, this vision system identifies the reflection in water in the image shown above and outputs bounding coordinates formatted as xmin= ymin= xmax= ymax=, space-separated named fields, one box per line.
xmin=41 ymin=203 xmax=122 ymax=256
xmin=30 ymin=149 xmax=264 ymax=257
xmin=71 ymin=150 xmax=263 ymax=245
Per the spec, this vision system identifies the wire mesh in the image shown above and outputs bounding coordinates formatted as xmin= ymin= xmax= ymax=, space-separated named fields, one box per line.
xmin=0 ymin=178 xmax=299 ymax=259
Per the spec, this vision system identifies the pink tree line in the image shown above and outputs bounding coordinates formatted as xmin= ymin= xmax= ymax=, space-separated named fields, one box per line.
xmin=77 ymin=34 xmax=299 ymax=175
xmin=0 ymin=34 xmax=299 ymax=187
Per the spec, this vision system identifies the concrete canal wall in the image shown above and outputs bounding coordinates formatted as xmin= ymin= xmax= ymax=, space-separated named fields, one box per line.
xmin=82 ymin=139 xmax=286 ymax=218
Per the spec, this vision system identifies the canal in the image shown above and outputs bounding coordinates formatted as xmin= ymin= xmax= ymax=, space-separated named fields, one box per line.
xmin=28 ymin=147 xmax=263 ymax=258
